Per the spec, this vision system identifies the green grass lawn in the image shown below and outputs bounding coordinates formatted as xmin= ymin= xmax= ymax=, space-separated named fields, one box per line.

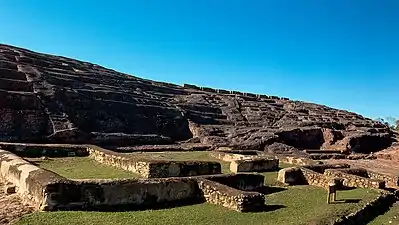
xmin=128 ymin=151 xmax=231 ymax=173
xmin=369 ymin=202 xmax=399 ymax=225
xmin=15 ymin=187 xmax=379 ymax=225
xmin=25 ymin=157 xmax=139 ymax=179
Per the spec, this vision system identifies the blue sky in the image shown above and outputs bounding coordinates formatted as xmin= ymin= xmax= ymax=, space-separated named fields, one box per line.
xmin=1 ymin=0 xmax=398 ymax=119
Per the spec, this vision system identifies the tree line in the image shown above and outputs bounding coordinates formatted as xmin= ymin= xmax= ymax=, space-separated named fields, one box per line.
xmin=376 ymin=117 xmax=399 ymax=131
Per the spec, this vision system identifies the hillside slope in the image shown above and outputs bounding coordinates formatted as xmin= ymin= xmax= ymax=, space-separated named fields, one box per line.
xmin=0 ymin=44 xmax=394 ymax=153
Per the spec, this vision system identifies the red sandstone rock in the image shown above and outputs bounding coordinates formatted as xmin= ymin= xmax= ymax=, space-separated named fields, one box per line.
xmin=0 ymin=44 xmax=394 ymax=153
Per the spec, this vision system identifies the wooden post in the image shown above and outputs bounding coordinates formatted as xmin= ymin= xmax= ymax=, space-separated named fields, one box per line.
xmin=327 ymin=182 xmax=337 ymax=204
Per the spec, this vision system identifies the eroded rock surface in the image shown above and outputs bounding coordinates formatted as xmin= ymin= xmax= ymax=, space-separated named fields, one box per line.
xmin=0 ymin=182 xmax=35 ymax=224
xmin=0 ymin=44 xmax=394 ymax=152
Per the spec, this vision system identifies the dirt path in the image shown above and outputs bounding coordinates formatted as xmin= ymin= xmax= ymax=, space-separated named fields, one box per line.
xmin=0 ymin=182 xmax=35 ymax=225
xmin=324 ymin=159 xmax=399 ymax=177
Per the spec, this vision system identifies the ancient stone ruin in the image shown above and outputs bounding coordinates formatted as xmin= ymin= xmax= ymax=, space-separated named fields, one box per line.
xmin=0 ymin=44 xmax=398 ymax=223
xmin=0 ymin=44 xmax=395 ymax=153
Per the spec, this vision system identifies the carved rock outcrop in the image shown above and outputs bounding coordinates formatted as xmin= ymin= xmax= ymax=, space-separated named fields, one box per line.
xmin=0 ymin=44 xmax=394 ymax=153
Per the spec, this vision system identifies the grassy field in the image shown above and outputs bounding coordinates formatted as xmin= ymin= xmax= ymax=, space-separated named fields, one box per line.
xmin=25 ymin=157 xmax=138 ymax=179
xmin=16 ymin=159 xmax=380 ymax=225
xmin=16 ymin=187 xmax=379 ymax=225
xmin=369 ymin=202 xmax=399 ymax=225
xmin=127 ymin=151 xmax=231 ymax=173
xmin=261 ymin=162 xmax=293 ymax=186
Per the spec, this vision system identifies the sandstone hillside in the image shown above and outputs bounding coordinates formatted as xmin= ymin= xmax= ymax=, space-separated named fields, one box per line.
xmin=0 ymin=44 xmax=394 ymax=153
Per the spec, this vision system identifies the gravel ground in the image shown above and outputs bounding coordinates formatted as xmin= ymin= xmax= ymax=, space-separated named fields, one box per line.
xmin=0 ymin=182 xmax=35 ymax=225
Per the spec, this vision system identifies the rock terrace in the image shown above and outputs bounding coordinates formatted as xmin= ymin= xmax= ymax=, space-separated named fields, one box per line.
xmin=0 ymin=44 xmax=394 ymax=153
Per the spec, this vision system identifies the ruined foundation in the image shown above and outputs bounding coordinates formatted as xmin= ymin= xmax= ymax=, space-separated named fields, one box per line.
xmin=0 ymin=143 xmax=267 ymax=212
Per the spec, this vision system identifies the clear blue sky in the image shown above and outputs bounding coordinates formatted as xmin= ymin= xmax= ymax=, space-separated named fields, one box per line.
xmin=1 ymin=0 xmax=398 ymax=120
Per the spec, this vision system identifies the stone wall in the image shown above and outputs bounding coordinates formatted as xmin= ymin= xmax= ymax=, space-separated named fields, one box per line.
xmin=333 ymin=191 xmax=396 ymax=225
xmin=324 ymin=169 xmax=385 ymax=189
xmin=0 ymin=142 xmax=88 ymax=157
xmin=300 ymin=168 xmax=329 ymax=188
xmin=0 ymin=143 xmax=222 ymax=178
xmin=0 ymin=149 xmax=68 ymax=210
xmin=368 ymin=171 xmax=399 ymax=187
xmin=147 ymin=161 xmax=221 ymax=178
xmin=0 ymin=149 xmax=266 ymax=212
xmin=277 ymin=167 xmax=306 ymax=185
xmin=275 ymin=155 xmax=319 ymax=166
xmin=197 ymin=178 xmax=265 ymax=212
xmin=230 ymin=158 xmax=279 ymax=173
xmin=278 ymin=165 xmax=386 ymax=189
xmin=47 ymin=178 xmax=201 ymax=211
xmin=88 ymin=146 xmax=151 ymax=177
xmin=206 ymin=173 xmax=264 ymax=191
xmin=210 ymin=151 xmax=258 ymax=162
xmin=303 ymin=163 xmax=350 ymax=174
xmin=333 ymin=168 xmax=369 ymax=177
xmin=87 ymin=146 xmax=221 ymax=178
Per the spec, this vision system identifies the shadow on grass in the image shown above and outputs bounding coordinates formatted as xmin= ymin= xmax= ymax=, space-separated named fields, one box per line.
xmin=245 ymin=204 xmax=286 ymax=213
xmin=256 ymin=186 xmax=287 ymax=195
xmin=58 ymin=198 xmax=206 ymax=212
xmin=339 ymin=186 xmax=357 ymax=191
xmin=331 ymin=199 xmax=361 ymax=204
xmin=24 ymin=159 xmax=44 ymax=167
xmin=262 ymin=204 xmax=286 ymax=212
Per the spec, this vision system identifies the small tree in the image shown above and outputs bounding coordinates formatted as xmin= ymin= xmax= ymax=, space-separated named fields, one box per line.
xmin=376 ymin=117 xmax=397 ymax=130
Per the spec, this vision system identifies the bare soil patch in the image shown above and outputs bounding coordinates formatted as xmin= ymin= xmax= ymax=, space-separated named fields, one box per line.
xmin=0 ymin=182 xmax=35 ymax=224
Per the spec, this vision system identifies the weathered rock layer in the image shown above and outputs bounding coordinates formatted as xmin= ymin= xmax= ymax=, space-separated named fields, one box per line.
xmin=0 ymin=44 xmax=394 ymax=153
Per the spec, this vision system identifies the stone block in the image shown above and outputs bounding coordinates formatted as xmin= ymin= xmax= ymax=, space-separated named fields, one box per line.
xmin=277 ymin=167 xmax=305 ymax=185
xmin=197 ymin=178 xmax=265 ymax=212
xmin=324 ymin=169 xmax=386 ymax=189
xmin=230 ymin=158 xmax=278 ymax=173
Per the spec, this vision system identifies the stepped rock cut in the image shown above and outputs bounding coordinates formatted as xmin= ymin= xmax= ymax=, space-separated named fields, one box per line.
xmin=0 ymin=44 xmax=394 ymax=153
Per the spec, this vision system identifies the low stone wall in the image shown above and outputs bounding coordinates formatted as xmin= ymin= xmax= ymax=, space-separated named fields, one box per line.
xmin=0 ymin=149 xmax=267 ymax=212
xmin=275 ymin=155 xmax=319 ymax=166
xmin=115 ymin=144 xmax=212 ymax=152
xmin=230 ymin=158 xmax=279 ymax=173
xmin=303 ymin=163 xmax=350 ymax=174
xmin=47 ymin=178 xmax=201 ymax=211
xmin=210 ymin=151 xmax=259 ymax=162
xmin=309 ymin=153 xmax=376 ymax=160
xmin=277 ymin=167 xmax=306 ymax=185
xmin=300 ymin=168 xmax=329 ymax=188
xmin=305 ymin=150 xmax=344 ymax=154
xmin=334 ymin=168 xmax=369 ymax=178
xmin=278 ymin=165 xmax=385 ymax=189
xmin=147 ymin=161 xmax=221 ymax=178
xmin=324 ymin=169 xmax=385 ymax=189
xmin=0 ymin=143 xmax=222 ymax=178
xmin=206 ymin=173 xmax=264 ymax=191
xmin=88 ymin=146 xmax=221 ymax=178
xmin=87 ymin=146 xmax=151 ymax=177
xmin=309 ymin=153 xmax=347 ymax=160
xmin=197 ymin=178 xmax=265 ymax=212
xmin=333 ymin=191 xmax=396 ymax=225
xmin=0 ymin=142 xmax=88 ymax=157
xmin=0 ymin=149 xmax=68 ymax=210
xmin=368 ymin=171 xmax=399 ymax=187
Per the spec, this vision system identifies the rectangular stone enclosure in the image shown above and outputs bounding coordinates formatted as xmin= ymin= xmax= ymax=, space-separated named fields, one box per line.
xmin=0 ymin=143 xmax=267 ymax=212
xmin=230 ymin=158 xmax=279 ymax=173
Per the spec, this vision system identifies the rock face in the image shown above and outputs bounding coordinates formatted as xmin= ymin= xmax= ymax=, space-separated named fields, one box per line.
xmin=0 ymin=44 xmax=394 ymax=152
